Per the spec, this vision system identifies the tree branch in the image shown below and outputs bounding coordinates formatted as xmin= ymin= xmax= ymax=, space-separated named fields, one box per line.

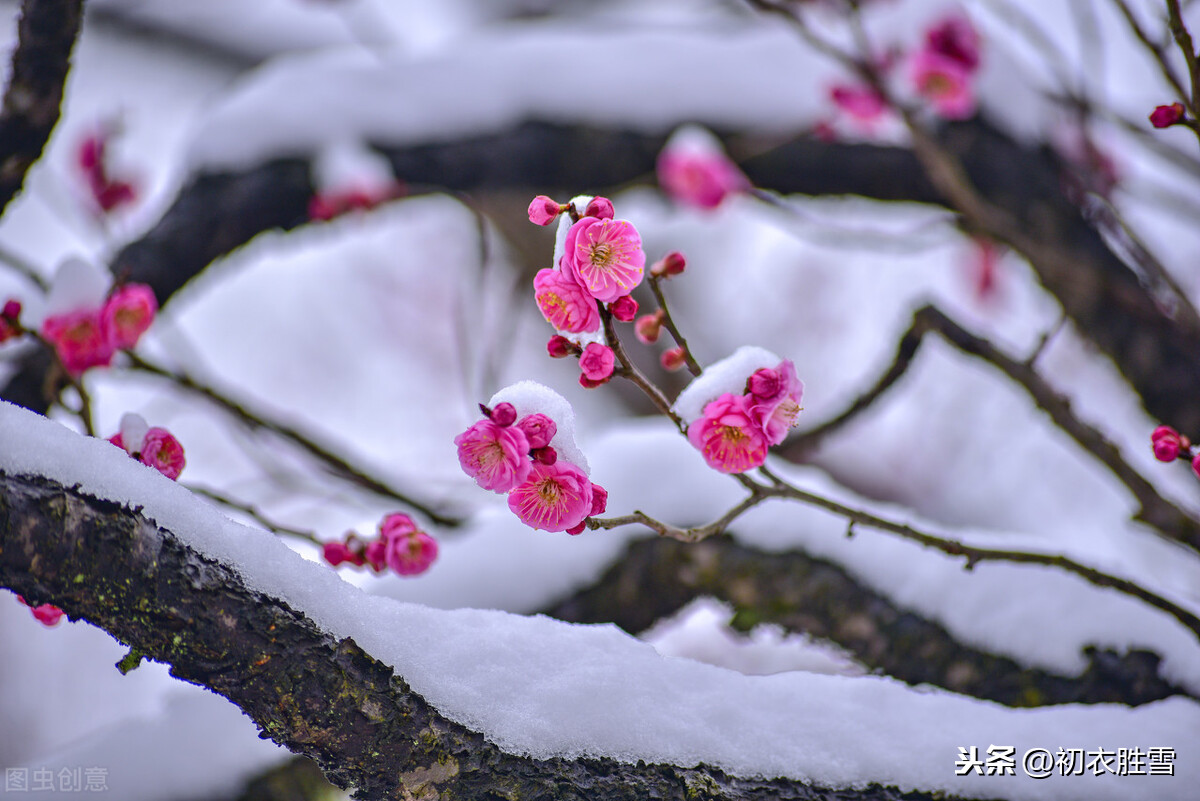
xmin=0 ymin=469 xmax=985 ymax=801
xmin=0 ymin=0 xmax=84 ymax=218
xmin=543 ymin=535 xmax=1192 ymax=708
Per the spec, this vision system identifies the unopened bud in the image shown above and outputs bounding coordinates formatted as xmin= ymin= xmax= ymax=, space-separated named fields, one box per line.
xmin=584 ymin=196 xmax=615 ymax=220
xmin=650 ymin=251 xmax=687 ymax=278
xmin=547 ymin=335 xmax=576 ymax=359
xmin=1 ymin=299 xmax=20 ymax=319
xmin=635 ymin=311 xmax=665 ymax=344
xmin=490 ymin=402 xmax=518 ymax=427
xmin=532 ymin=445 xmax=558 ymax=465
xmin=661 ymin=346 xmax=687 ymax=372
xmin=527 ymin=195 xmax=563 ymax=226
xmin=1150 ymin=102 xmax=1186 ymax=129
xmin=609 ymin=295 xmax=638 ymax=322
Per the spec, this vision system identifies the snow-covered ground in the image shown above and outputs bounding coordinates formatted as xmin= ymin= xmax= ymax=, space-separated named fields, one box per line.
xmin=2 ymin=1 xmax=1200 ymax=799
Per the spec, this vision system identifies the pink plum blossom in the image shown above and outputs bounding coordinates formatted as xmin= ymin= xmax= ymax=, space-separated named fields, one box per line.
xmin=18 ymin=596 xmax=64 ymax=627
xmin=516 ymin=413 xmax=557 ymax=449
xmin=322 ymin=540 xmax=366 ymax=568
xmin=77 ymin=125 xmax=138 ymax=215
xmin=454 ymin=419 xmax=532 ymax=493
xmin=911 ymin=50 xmax=976 ymax=119
xmin=488 ymin=402 xmax=518 ymax=427
xmin=140 ymin=428 xmax=186 ymax=480
xmin=657 ymin=132 xmax=749 ymax=210
xmin=102 ymin=283 xmax=157 ymax=349
xmin=42 ymin=308 xmax=114 ymax=375
xmin=363 ymin=513 xmax=438 ymax=576
xmin=534 ymin=268 xmax=600 ymax=334
xmin=560 ymin=217 xmax=646 ymax=303
xmin=579 ymin=343 xmax=615 ymax=383
xmin=924 ymin=14 xmax=981 ymax=71
xmin=746 ymin=360 xmax=804 ymax=445
xmin=528 ymin=195 xmax=562 ymax=225
xmin=687 ymin=393 xmax=770 ymax=474
xmin=830 ymin=84 xmax=887 ymax=125
xmin=507 ymin=460 xmax=594 ymax=532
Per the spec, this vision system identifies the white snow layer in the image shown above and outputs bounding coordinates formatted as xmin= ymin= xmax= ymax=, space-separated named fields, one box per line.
xmin=672 ymin=345 xmax=782 ymax=423
xmin=2 ymin=400 xmax=1198 ymax=799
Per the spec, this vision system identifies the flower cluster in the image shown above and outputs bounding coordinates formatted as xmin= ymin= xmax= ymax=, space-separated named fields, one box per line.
xmin=17 ymin=595 xmax=64 ymax=627
xmin=1151 ymin=425 xmax=1200 ymax=479
xmin=683 ymin=356 xmax=804 ymax=474
xmin=322 ymin=512 xmax=438 ymax=576
xmin=656 ymin=125 xmax=750 ymax=210
xmin=77 ymin=124 xmax=138 ymax=215
xmin=42 ymin=283 xmax=157 ymax=375
xmin=108 ymin=413 xmax=186 ymax=481
xmin=911 ymin=13 xmax=981 ymax=119
xmin=530 ymin=195 xmax=646 ymax=387
xmin=455 ymin=393 xmax=606 ymax=534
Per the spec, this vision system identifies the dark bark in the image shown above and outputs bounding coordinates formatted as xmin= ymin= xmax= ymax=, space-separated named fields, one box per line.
xmin=0 ymin=0 xmax=85 ymax=217
xmin=0 ymin=469 xmax=995 ymax=801
xmin=543 ymin=535 xmax=1190 ymax=709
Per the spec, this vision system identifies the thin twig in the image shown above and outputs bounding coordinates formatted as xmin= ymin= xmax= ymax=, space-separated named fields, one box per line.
xmin=601 ymin=307 xmax=685 ymax=429
xmin=646 ymin=275 xmax=702 ymax=377
xmin=186 ymin=484 xmax=323 ymax=545
xmin=783 ymin=304 xmax=1200 ymax=552
xmin=126 ymin=353 xmax=461 ymax=527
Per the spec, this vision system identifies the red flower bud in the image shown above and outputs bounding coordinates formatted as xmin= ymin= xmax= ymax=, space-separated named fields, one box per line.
xmin=584 ymin=196 xmax=615 ymax=220
xmin=609 ymin=295 xmax=638 ymax=322
xmin=650 ymin=251 xmax=687 ymax=278
xmin=527 ymin=195 xmax=562 ymax=226
xmin=661 ymin=346 xmax=688 ymax=372
xmin=547 ymin=335 xmax=576 ymax=359
xmin=1150 ymin=103 xmax=1186 ymax=129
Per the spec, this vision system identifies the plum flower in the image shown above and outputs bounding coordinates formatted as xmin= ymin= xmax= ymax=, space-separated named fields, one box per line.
xmin=18 ymin=596 xmax=64 ymax=627
xmin=830 ymin=84 xmax=887 ymax=126
xmin=454 ymin=419 xmax=532 ymax=493
xmin=102 ymin=283 xmax=157 ymax=349
xmin=1150 ymin=103 xmax=1186 ymax=129
xmin=911 ymin=50 xmax=975 ymax=119
xmin=0 ymin=299 xmax=22 ymax=344
xmin=561 ymin=216 xmax=646 ymax=303
xmin=746 ymin=359 xmax=804 ymax=445
xmin=77 ymin=124 xmax=138 ymax=215
xmin=579 ymin=343 xmax=615 ymax=383
xmin=687 ymin=393 xmax=770 ymax=474
xmin=534 ymin=268 xmax=600 ymax=334
xmin=924 ymin=14 xmax=981 ymax=71
xmin=528 ymin=195 xmax=562 ymax=226
xmin=109 ymin=413 xmax=186 ymax=480
xmin=364 ymin=513 xmax=438 ymax=576
xmin=516 ymin=413 xmax=557 ymax=449
xmin=42 ymin=308 xmax=114 ymax=375
xmin=657 ymin=125 xmax=749 ymax=209
xmin=507 ymin=460 xmax=594 ymax=532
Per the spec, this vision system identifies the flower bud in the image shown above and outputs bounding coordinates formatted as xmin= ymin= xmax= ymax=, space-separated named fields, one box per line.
xmin=517 ymin=413 xmax=557 ymax=449
xmin=634 ymin=311 xmax=664 ymax=344
xmin=747 ymin=367 xmax=782 ymax=400
xmin=584 ymin=196 xmax=615 ymax=220
xmin=661 ymin=346 xmax=688 ymax=372
xmin=589 ymin=483 xmax=608 ymax=516
xmin=579 ymin=374 xmax=608 ymax=389
xmin=528 ymin=195 xmax=562 ymax=226
xmin=566 ymin=521 xmax=587 ymax=535
xmin=532 ymin=445 xmax=558 ymax=465
xmin=580 ymin=342 xmax=616 ymax=381
xmin=547 ymin=335 xmax=577 ymax=359
xmin=1 ymin=299 xmax=19 ymax=320
xmin=1150 ymin=103 xmax=1186 ymax=129
xmin=609 ymin=295 xmax=638 ymax=322
xmin=490 ymin=402 xmax=518 ymax=427
xmin=1152 ymin=426 xmax=1183 ymax=462
xmin=650 ymin=251 xmax=687 ymax=278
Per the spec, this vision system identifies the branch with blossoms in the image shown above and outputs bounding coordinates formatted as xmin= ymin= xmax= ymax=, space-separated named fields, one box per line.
xmin=450 ymin=193 xmax=1200 ymax=651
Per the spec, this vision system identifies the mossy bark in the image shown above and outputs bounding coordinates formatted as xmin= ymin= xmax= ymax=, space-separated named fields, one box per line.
xmin=542 ymin=535 xmax=1189 ymax=708
xmin=1 ymin=470 xmax=999 ymax=801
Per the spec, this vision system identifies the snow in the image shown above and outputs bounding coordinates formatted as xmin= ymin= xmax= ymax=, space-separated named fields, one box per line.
xmin=489 ymin=380 xmax=589 ymax=474
xmin=3 ymin=400 xmax=1199 ymax=799
xmin=4 ymin=1 xmax=1200 ymax=798
xmin=672 ymin=345 xmax=782 ymax=423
